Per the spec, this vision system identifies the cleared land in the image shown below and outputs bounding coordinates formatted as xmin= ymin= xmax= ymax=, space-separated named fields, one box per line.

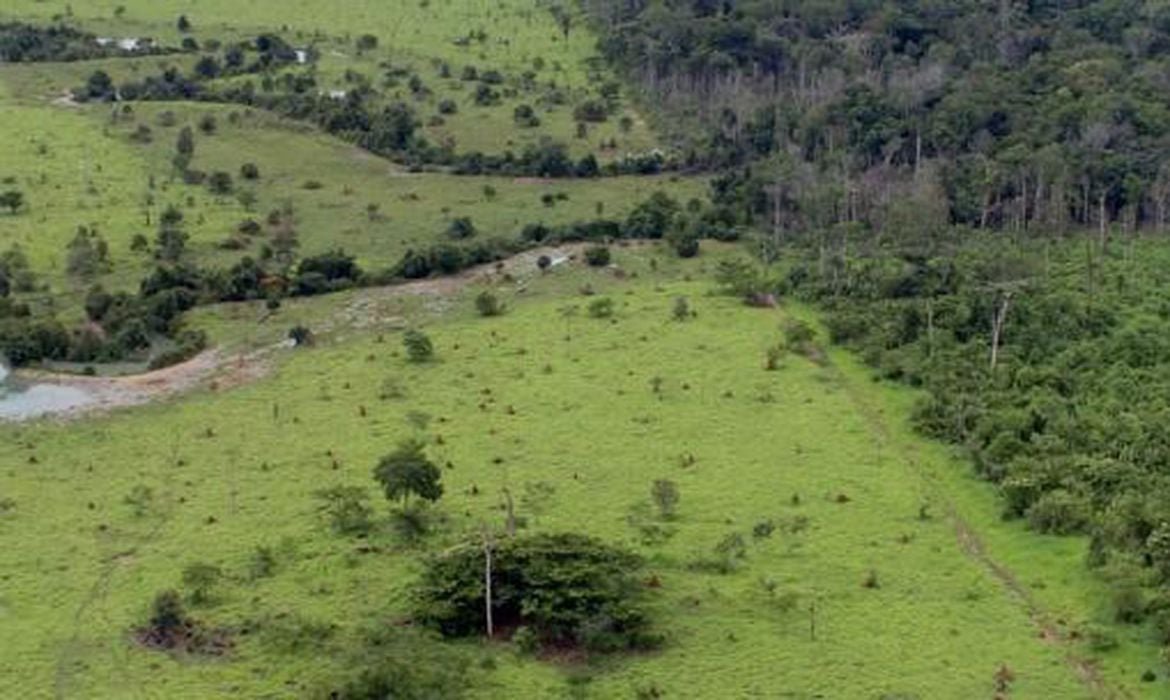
xmin=0 ymin=249 xmax=1126 ymax=698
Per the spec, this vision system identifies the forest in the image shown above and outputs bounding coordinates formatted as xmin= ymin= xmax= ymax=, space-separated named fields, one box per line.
xmin=584 ymin=0 xmax=1170 ymax=235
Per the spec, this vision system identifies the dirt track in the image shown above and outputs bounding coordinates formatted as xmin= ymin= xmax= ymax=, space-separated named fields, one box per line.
xmin=5 ymin=244 xmax=596 ymax=421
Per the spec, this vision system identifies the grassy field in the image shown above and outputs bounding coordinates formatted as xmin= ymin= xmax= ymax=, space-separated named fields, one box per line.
xmin=0 ymin=95 xmax=700 ymax=313
xmin=0 ymin=248 xmax=1156 ymax=699
xmin=0 ymin=2 xmax=1164 ymax=698
xmin=0 ymin=0 xmax=658 ymax=157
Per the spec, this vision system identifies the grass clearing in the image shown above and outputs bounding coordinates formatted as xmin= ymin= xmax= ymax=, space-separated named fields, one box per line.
xmin=0 ymin=251 xmax=1136 ymax=698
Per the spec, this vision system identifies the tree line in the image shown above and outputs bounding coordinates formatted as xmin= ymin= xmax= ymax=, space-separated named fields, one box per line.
xmin=583 ymin=0 xmax=1170 ymax=235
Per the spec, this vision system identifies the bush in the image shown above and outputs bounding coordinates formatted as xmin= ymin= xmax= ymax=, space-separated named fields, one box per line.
xmin=588 ymin=297 xmax=614 ymax=319
xmin=415 ymin=533 xmax=659 ymax=653
xmin=402 ymin=329 xmax=434 ymax=362
xmin=288 ymin=325 xmax=314 ymax=346
xmin=474 ymin=290 xmax=504 ymax=317
xmin=446 ymin=217 xmax=477 ymax=240
xmin=438 ymin=99 xmax=458 ymax=115
xmin=240 ymin=162 xmax=260 ymax=180
xmin=584 ymin=245 xmax=611 ymax=267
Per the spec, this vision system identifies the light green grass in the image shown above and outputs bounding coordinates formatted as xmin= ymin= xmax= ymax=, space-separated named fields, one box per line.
xmin=0 ymin=0 xmax=658 ymax=157
xmin=0 ymin=98 xmax=703 ymax=314
xmin=0 ymin=250 xmax=1135 ymax=699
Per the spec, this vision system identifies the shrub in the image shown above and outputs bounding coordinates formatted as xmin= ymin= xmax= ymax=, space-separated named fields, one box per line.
xmin=475 ymin=290 xmax=504 ymax=317
xmin=374 ymin=439 xmax=443 ymax=508
xmin=240 ymin=162 xmax=260 ymax=180
xmin=588 ymin=297 xmax=614 ymax=319
xmin=402 ymin=329 xmax=434 ymax=362
xmin=446 ymin=216 xmax=477 ymax=240
xmin=672 ymin=296 xmax=690 ymax=322
xmin=573 ymin=99 xmax=608 ymax=123
xmin=584 ymin=245 xmax=611 ymax=267
xmin=288 ymin=325 xmax=314 ymax=346
xmin=438 ymin=99 xmax=458 ymax=115
xmin=415 ymin=533 xmax=659 ymax=653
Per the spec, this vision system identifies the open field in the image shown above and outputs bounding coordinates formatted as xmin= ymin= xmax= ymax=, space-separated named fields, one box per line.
xmin=2 ymin=248 xmax=1151 ymax=698
xmin=0 ymin=95 xmax=700 ymax=311
xmin=1 ymin=1 xmax=1168 ymax=697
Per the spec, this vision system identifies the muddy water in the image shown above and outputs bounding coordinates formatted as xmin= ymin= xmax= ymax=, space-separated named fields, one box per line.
xmin=0 ymin=364 xmax=96 ymax=421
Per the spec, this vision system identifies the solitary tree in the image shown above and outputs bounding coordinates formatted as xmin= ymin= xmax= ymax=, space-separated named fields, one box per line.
xmin=373 ymin=439 xmax=443 ymax=508
xmin=0 ymin=190 xmax=24 ymax=214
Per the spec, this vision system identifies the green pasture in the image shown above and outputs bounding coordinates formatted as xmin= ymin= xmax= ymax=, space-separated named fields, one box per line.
xmin=0 ymin=250 xmax=1148 ymax=698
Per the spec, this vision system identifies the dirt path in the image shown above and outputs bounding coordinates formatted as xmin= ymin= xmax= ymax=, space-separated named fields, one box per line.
xmin=822 ymin=353 xmax=1123 ymax=698
xmin=6 ymin=243 xmax=598 ymax=422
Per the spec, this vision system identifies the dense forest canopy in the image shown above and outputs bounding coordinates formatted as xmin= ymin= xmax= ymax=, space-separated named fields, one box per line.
xmin=584 ymin=0 xmax=1170 ymax=234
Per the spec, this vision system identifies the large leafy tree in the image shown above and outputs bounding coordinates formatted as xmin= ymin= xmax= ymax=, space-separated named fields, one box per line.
xmin=373 ymin=439 xmax=443 ymax=507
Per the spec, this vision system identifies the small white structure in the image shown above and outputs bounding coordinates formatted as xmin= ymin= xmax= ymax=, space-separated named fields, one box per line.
xmin=294 ymin=49 xmax=308 ymax=64
xmin=327 ymin=89 xmax=347 ymax=100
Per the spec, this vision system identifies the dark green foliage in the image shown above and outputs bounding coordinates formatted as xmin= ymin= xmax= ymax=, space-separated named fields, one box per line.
xmin=239 ymin=162 xmax=260 ymax=180
xmin=288 ymin=325 xmax=313 ymax=346
xmin=402 ymin=329 xmax=434 ymax=363
xmin=415 ymin=533 xmax=659 ymax=653
xmin=0 ymin=190 xmax=24 ymax=214
xmin=373 ymin=439 xmax=443 ymax=507
xmin=325 ymin=627 xmax=469 ymax=699
xmin=584 ymin=245 xmax=611 ymax=267
xmin=474 ymin=290 xmax=504 ymax=317
xmin=0 ymin=22 xmax=168 ymax=63
xmin=587 ymin=0 xmax=1170 ymax=232
xmin=446 ymin=216 xmax=477 ymax=240
xmin=207 ymin=171 xmax=233 ymax=195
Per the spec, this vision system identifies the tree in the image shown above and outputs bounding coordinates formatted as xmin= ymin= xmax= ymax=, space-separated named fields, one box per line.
xmin=446 ymin=216 xmax=477 ymax=240
xmin=402 ymin=329 xmax=434 ymax=362
xmin=240 ymin=162 xmax=260 ymax=180
xmin=672 ymin=296 xmax=690 ymax=321
xmin=373 ymin=439 xmax=443 ymax=508
xmin=414 ymin=533 xmax=658 ymax=653
xmin=0 ymin=190 xmax=24 ymax=214
xmin=651 ymin=479 xmax=679 ymax=519
xmin=356 ymin=34 xmax=379 ymax=52
xmin=174 ymin=126 xmax=195 ymax=172
xmin=177 ymin=14 xmax=192 ymax=32
xmin=207 ymin=171 xmax=233 ymax=195
xmin=155 ymin=205 xmax=188 ymax=261
xmin=82 ymin=70 xmax=114 ymax=100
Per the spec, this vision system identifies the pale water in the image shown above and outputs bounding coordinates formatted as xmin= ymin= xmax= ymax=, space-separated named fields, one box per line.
xmin=0 ymin=362 xmax=96 ymax=420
